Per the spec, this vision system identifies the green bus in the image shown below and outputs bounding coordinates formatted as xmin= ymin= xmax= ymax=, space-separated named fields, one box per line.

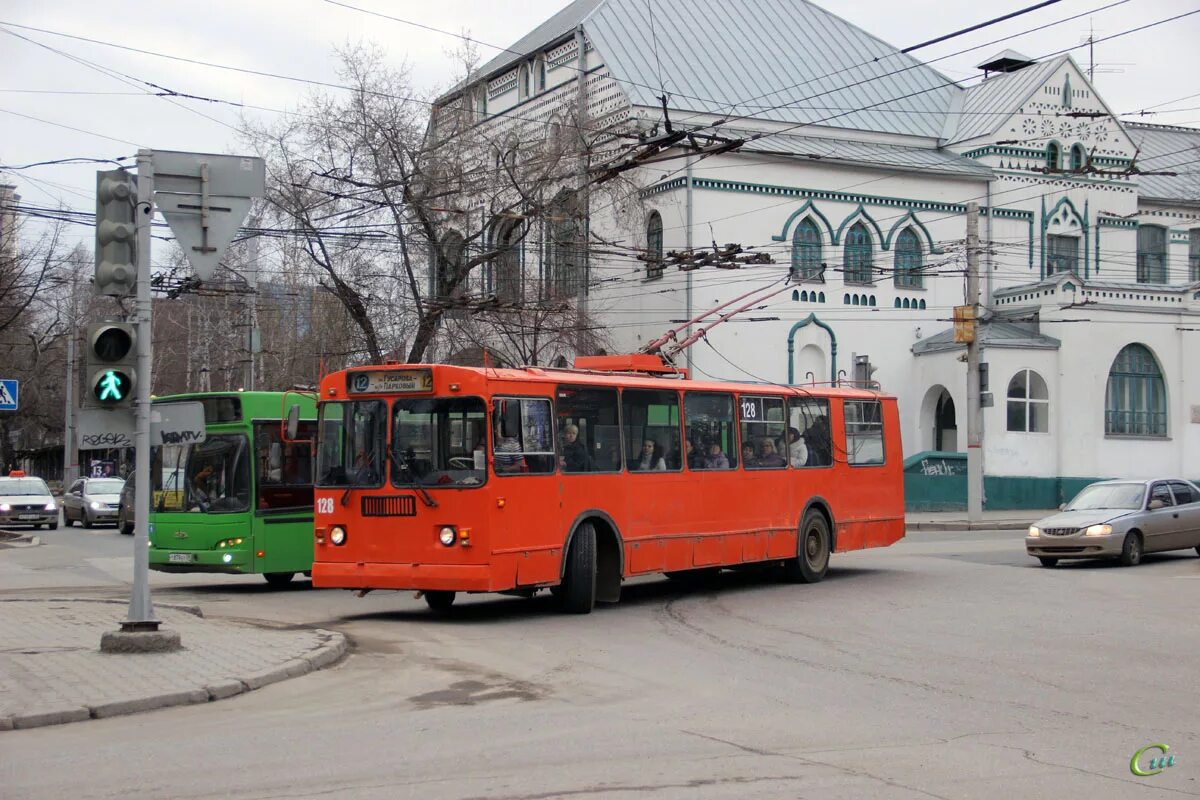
xmin=148 ymin=391 xmax=318 ymax=586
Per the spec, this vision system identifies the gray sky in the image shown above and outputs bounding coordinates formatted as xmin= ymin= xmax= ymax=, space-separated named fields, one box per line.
xmin=2 ymin=0 xmax=1197 ymax=251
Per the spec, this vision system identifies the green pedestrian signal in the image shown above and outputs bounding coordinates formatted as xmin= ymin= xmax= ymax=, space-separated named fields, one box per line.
xmin=97 ymin=370 xmax=129 ymax=402
xmin=83 ymin=323 xmax=136 ymax=409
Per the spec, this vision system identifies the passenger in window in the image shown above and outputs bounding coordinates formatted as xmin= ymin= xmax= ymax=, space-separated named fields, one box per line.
xmin=704 ymin=442 xmax=729 ymax=469
xmin=633 ymin=439 xmax=666 ymax=471
xmin=758 ymin=438 xmax=786 ymax=468
xmin=804 ymin=416 xmax=833 ymax=466
xmin=741 ymin=443 xmax=759 ymax=469
xmin=685 ymin=439 xmax=706 ymax=470
xmin=560 ymin=424 xmax=591 ymax=472
xmin=784 ymin=427 xmax=808 ymax=468
xmin=494 ymin=434 xmax=526 ymax=473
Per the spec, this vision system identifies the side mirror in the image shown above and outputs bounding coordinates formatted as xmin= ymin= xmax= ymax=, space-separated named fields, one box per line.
xmin=285 ymin=404 xmax=301 ymax=440
xmin=1148 ymin=498 xmax=1166 ymax=511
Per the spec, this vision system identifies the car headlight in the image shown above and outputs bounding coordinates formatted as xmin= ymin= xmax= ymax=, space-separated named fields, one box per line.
xmin=329 ymin=526 xmax=347 ymax=546
xmin=44 ymin=502 xmax=56 ymax=511
xmin=0 ymin=503 xmax=10 ymax=512
xmin=1028 ymin=525 xmax=1040 ymax=537
xmin=90 ymin=501 xmax=102 ymax=510
xmin=1084 ymin=524 xmax=1113 ymax=537
xmin=438 ymin=526 xmax=457 ymax=547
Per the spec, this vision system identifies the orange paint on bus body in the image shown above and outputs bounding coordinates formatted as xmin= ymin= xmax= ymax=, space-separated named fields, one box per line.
xmin=311 ymin=362 xmax=905 ymax=601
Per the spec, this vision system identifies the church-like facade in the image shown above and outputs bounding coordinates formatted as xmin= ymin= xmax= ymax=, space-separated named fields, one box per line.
xmin=430 ymin=0 xmax=1200 ymax=508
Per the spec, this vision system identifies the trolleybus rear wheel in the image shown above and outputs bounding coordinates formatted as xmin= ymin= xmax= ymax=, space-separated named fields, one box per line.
xmin=784 ymin=509 xmax=830 ymax=584
xmin=424 ymin=590 xmax=456 ymax=612
xmin=559 ymin=521 xmax=597 ymax=614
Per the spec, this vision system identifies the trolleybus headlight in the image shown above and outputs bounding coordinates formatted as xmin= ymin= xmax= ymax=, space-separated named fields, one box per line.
xmin=330 ymin=526 xmax=347 ymax=546
xmin=439 ymin=526 xmax=457 ymax=547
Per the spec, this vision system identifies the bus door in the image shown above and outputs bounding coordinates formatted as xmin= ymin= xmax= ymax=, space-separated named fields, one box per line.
xmin=490 ymin=396 xmax=560 ymax=585
xmin=253 ymin=420 xmax=316 ymax=573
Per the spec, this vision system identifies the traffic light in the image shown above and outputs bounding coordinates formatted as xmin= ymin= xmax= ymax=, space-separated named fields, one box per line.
xmin=94 ymin=169 xmax=137 ymax=297
xmin=84 ymin=323 xmax=136 ymax=409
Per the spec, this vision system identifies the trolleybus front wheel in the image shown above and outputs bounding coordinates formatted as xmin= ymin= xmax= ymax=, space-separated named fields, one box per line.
xmin=424 ymin=590 xmax=456 ymax=612
xmin=783 ymin=509 xmax=831 ymax=584
xmin=264 ymin=572 xmax=296 ymax=587
xmin=559 ymin=521 xmax=597 ymax=614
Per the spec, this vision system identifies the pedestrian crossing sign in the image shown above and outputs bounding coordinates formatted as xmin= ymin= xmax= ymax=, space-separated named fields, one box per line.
xmin=0 ymin=379 xmax=17 ymax=411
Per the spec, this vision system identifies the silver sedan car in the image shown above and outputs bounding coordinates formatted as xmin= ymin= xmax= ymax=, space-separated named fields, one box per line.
xmin=1026 ymin=479 xmax=1200 ymax=567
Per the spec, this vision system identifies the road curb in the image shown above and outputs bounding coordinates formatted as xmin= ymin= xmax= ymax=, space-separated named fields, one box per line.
xmin=1 ymin=622 xmax=348 ymax=732
xmin=906 ymin=521 xmax=1034 ymax=531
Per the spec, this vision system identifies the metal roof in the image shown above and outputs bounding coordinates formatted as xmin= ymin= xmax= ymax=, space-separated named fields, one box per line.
xmin=724 ymin=127 xmax=993 ymax=178
xmin=579 ymin=0 xmax=959 ymax=139
xmin=1125 ymin=122 xmax=1200 ymax=203
xmin=945 ymin=56 xmax=1066 ymax=144
xmin=912 ymin=320 xmax=1060 ymax=356
xmin=472 ymin=0 xmax=603 ymax=84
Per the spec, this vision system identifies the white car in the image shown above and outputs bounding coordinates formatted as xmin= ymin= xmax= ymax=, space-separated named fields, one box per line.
xmin=0 ymin=476 xmax=58 ymax=529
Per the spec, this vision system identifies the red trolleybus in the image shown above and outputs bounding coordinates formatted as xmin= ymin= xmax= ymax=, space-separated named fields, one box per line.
xmin=309 ymin=355 xmax=904 ymax=613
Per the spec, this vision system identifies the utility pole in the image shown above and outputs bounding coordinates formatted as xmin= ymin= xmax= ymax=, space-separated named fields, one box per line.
xmin=965 ymin=202 xmax=984 ymax=521
xmin=245 ymin=218 xmax=260 ymax=391
xmin=62 ymin=272 xmax=79 ymax=486
xmin=573 ymin=25 xmax=590 ymax=356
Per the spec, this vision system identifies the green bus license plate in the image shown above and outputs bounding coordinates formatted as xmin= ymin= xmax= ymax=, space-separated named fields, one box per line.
xmin=168 ymin=553 xmax=195 ymax=564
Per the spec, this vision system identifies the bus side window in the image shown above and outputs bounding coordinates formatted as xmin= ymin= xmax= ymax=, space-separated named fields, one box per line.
xmin=844 ymin=400 xmax=884 ymax=465
xmin=789 ymin=398 xmax=832 ymax=468
xmin=556 ymin=386 xmax=620 ymax=473
xmin=622 ymin=389 xmax=681 ymax=472
xmin=492 ymin=398 xmax=555 ymax=475
xmin=739 ymin=395 xmax=786 ymax=469
xmin=683 ymin=392 xmax=737 ymax=470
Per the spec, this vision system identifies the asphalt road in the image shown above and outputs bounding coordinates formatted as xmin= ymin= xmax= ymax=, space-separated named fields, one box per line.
xmin=3 ymin=520 xmax=1199 ymax=799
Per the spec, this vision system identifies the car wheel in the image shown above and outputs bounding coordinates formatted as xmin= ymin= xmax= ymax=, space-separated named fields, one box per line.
xmin=118 ymin=509 xmax=133 ymax=536
xmin=424 ymin=590 xmax=456 ymax=612
xmin=1195 ymin=545 xmax=1200 ymax=557
xmin=263 ymin=572 xmax=296 ymax=587
xmin=81 ymin=511 xmax=93 ymax=529
xmin=1119 ymin=533 xmax=1142 ymax=567
xmin=1038 ymin=556 xmax=1058 ymax=568
xmin=48 ymin=522 xmax=58 ymax=530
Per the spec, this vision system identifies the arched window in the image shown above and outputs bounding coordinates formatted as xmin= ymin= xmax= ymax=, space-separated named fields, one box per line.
xmin=1046 ymin=141 xmax=1061 ymax=170
xmin=843 ymin=293 xmax=851 ymax=305
xmin=548 ymin=190 xmax=583 ymax=296
xmin=894 ymin=227 xmax=923 ymax=288
xmin=491 ymin=218 xmax=523 ymax=303
xmin=818 ymin=292 xmax=825 ymax=303
xmin=918 ymin=299 xmax=926 ymax=310
xmin=1006 ymin=369 xmax=1049 ymax=432
xmin=791 ymin=218 xmax=822 ymax=280
xmin=435 ymin=231 xmax=466 ymax=300
xmin=1137 ymin=225 xmax=1167 ymax=283
xmin=518 ymin=64 xmax=530 ymax=101
xmin=475 ymin=87 xmax=487 ymax=117
xmin=1070 ymin=144 xmax=1086 ymax=172
xmin=535 ymin=57 xmax=546 ymax=92
xmin=843 ymin=222 xmax=873 ymax=284
xmin=1105 ymin=344 xmax=1167 ymax=436
xmin=645 ymin=210 xmax=664 ymax=280
xmin=894 ymin=298 xmax=901 ymax=308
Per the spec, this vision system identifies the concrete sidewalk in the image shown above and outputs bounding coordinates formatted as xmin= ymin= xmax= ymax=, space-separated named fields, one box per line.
xmin=905 ymin=509 xmax=1050 ymax=531
xmin=0 ymin=599 xmax=347 ymax=731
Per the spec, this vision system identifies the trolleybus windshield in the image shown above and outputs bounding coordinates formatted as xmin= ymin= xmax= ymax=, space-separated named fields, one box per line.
xmin=392 ymin=397 xmax=487 ymax=487
xmin=316 ymin=400 xmax=386 ymax=487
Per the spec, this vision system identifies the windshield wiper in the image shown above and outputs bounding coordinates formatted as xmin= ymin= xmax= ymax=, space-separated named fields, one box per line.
xmin=390 ymin=449 xmax=437 ymax=508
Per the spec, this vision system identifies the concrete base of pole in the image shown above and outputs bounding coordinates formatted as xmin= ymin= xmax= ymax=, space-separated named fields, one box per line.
xmin=100 ymin=628 xmax=182 ymax=654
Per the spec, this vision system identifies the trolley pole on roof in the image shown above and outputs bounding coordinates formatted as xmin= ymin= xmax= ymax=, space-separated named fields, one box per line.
xmin=965 ymin=203 xmax=984 ymax=521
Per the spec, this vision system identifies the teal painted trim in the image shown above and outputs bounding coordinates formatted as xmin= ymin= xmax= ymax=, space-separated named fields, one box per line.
xmin=689 ymin=178 xmax=966 ymax=215
xmin=1039 ymin=196 xmax=1047 ymax=280
xmin=1084 ymin=198 xmax=1090 ymax=279
xmin=834 ymin=205 xmax=884 ymax=247
xmin=1097 ymin=216 xmax=1137 ymax=229
xmin=640 ymin=177 xmax=686 ymax=198
xmin=1095 ymin=222 xmax=1101 ymax=275
xmin=786 ymin=313 xmax=837 ymax=385
xmin=769 ymin=200 xmax=836 ymax=244
xmin=1029 ymin=216 xmax=1035 ymax=271
xmin=980 ymin=206 xmax=1034 ymax=220
xmin=966 ymin=144 xmax=1132 ymax=169
xmin=884 ymin=211 xmax=944 ymax=255
xmin=991 ymin=169 xmax=1134 ymax=187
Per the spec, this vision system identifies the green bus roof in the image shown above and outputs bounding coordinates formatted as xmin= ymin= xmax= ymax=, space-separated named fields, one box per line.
xmin=151 ymin=390 xmax=317 ymax=420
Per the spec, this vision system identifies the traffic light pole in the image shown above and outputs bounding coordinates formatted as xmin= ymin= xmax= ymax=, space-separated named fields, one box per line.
xmin=125 ymin=149 xmax=158 ymax=632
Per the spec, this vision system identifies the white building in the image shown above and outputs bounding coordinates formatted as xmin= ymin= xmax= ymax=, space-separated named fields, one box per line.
xmin=432 ymin=0 xmax=1200 ymax=509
